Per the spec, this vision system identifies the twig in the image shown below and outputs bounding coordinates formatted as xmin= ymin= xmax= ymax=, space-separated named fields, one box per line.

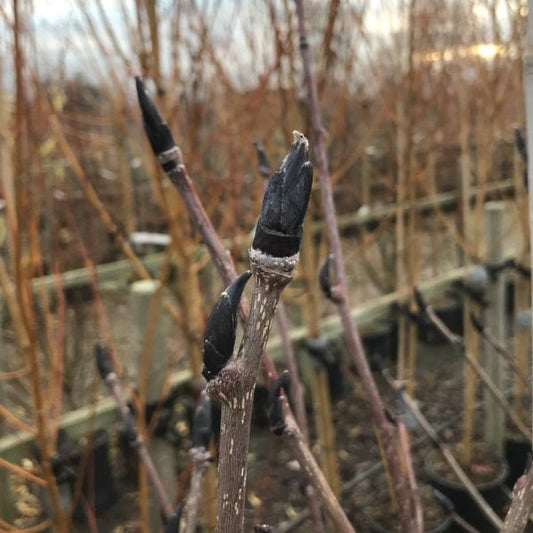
xmin=282 ymin=407 xmax=356 ymax=533
xmin=183 ymin=390 xmax=212 ymax=533
xmin=94 ymin=342 xmax=173 ymax=520
xmin=501 ymin=469 xmax=533 ymax=532
xmin=382 ymin=368 xmax=503 ymax=530
xmin=292 ymin=1 xmax=416 ymax=530
xmin=397 ymin=416 xmax=423 ymax=531
xmin=275 ymin=402 xmax=483 ymax=532
xmin=470 ymin=313 xmax=530 ymax=389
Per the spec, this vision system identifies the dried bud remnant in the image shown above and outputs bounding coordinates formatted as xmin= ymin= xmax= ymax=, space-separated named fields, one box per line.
xmin=413 ymin=287 xmax=427 ymax=313
xmin=192 ymin=390 xmax=212 ymax=449
xmin=266 ymin=371 xmax=290 ymax=436
xmin=252 ymin=132 xmax=313 ymax=258
xmin=94 ymin=341 xmax=114 ymax=380
xmin=164 ymin=501 xmax=184 ymax=533
xmin=470 ymin=313 xmax=485 ymax=334
xmin=202 ymin=272 xmax=252 ymax=381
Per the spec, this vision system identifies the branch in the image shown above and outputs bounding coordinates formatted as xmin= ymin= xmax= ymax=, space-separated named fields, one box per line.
xmin=183 ymin=389 xmax=213 ymax=533
xmin=501 ymin=468 xmax=533 ymax=532
xmin=292 ymin=2 xmax=417 ymax=530
xmin=94 ymin=342 xmax=174 ymax=520
xmin=470 ymin=313 xmax=530 ymax=389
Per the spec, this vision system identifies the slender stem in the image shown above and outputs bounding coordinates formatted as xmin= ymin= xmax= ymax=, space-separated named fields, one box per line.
xmin=104 ymin=372 xmax=173 ymax=519
xmin=292 ymin=1 xmax=416 ymax=530
xmin=184 ymin=448 xmax=211 ymax=533
xmin=525 ymin=0 xmax=533 ymax=447
xmin=475 ymin=322 xmax=529 ymax=389
xmin=283 ymin=407 xmax=356 ymax=533
xmin=397 ymin=420 xmax=423 ymax=532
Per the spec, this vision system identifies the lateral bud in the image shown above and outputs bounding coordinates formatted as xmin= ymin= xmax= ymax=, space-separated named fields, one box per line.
xmin=192 ymin=390 xmax=212 ymax=450
xmin=202 ymin=272 xmax=252 ymax=381
xmin=94 ymin=340 xmax=114 ymax=381
xmin=266 ymin=371 xmax=290 ymax=436
xmin=413 ymin=287 xmax=427 ymax=313
xmin=163 ymin=501 xmax=184 ymax=533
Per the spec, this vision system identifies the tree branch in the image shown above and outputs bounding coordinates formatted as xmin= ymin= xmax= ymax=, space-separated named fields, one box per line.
xmin=292 ymin=2 xmax=417 ymax=530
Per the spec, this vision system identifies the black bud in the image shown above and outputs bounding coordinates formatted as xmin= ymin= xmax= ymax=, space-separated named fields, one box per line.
xmin=192 ymin=390 xmax=212 ymax=449
xmin=319 ymin=255 xmax=334 ymax=300
xmin=135 ymin=77 xmax=178 ymax=171
xmin=94 ymin=341 xmax=114 ymax=380
xmin=413 ymin=287 xmax=427 ymax=313
xmin=254 ymin=526 xmax=273 ymax=533
xmin=254 ymin=139 xmax=271 ymax=178
xmin=515 ymin=127 xmax=527 ymax=164
xmin=266 ymin=371 xmax=290 ymax=436
xmin=202 ymin=272 xmax=252 ymax=381
xmin=303 ymin=337 xmax=330 ymax=367
xmin=512 ymin=260 xmax=531 ymax=278
xmin=470 ymin=313 xmax=484 ymax=334
xmin=164 ymin=501 xmax=184 ymax=533
xmin=252 ymin=132 xmax=313 ymax=257
xmin=401 ymin=305 xmax=426 ymax=328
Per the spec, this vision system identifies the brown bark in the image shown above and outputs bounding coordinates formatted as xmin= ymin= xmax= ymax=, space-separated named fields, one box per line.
xmin=501 ymin=469 xmax=533 ymax=532
xmin=207 ymin=252 xmax=298 ymax=533
xmin=292 ymin=1 xmax=417 ymax=531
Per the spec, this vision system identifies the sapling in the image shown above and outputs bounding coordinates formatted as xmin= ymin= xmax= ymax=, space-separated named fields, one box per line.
xmin=93 ymin=341 xmax=174 ymax=521
xmin=293 ymin=1 xmax=417 ymax=530
xmin=137 ymin=78 xmax=354 ymax=531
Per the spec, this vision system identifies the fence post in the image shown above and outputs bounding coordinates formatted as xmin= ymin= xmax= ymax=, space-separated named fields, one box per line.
xmin=483 ymin=201 xmax=506 ymax=458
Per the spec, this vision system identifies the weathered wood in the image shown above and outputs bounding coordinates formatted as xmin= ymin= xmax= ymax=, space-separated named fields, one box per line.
xmin=207 ymin=252 xmax=300 ymax=533
xmin=129 ymin=279 xmax=167 ymax=404
xmin=483 ymin=202 xmax=507 ymax=457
